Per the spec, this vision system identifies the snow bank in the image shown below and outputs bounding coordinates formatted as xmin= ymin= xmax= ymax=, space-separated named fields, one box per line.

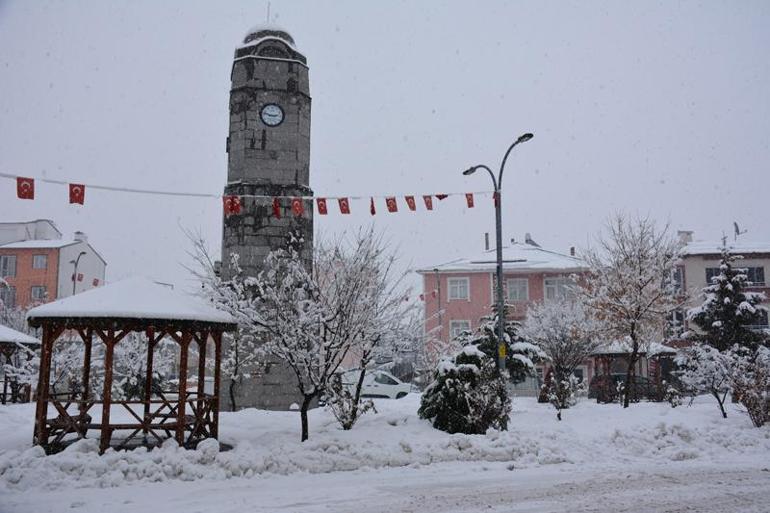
xmin=1 ymin=395 xmax=768 ymax=491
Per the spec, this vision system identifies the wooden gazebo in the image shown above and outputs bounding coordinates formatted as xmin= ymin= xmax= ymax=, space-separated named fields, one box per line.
xmin=0 ymin=324 xmax=40 ymax=404
xmin=27 ymin=277 xmax=237 ymax=454
xmin=591 ymin=340 xmax=677 ymax=403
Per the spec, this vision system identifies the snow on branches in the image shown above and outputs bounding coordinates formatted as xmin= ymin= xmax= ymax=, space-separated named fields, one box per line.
xmin=580 ymin=215 xmax=682 ymax=408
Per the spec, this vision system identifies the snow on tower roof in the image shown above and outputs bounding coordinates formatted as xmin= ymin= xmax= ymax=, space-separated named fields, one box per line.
xmin=241 ymin=23 xmax=296 ymax=49
xmin=27 ymin=277 xmax=236 ymax=326
xmin=416 ymin=242 xmax=586 ymax=274
xmin=0 ymin=324 xmax=40 ymax=345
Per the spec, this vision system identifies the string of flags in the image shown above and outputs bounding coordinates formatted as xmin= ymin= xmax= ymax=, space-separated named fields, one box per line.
xmin=3 ymin=172 xmax=492 ymax=218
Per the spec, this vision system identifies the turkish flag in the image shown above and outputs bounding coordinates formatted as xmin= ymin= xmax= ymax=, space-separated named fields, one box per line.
xmin=419 ymin=294 xmax=425 ymax=301
xmin=223 ymin=195 xmax=241 ymax=216
xmin=291 ymin=198 xmax=304 ymax=216
xmin=272 ymin=198 xmax=281 ymax=218
xmin=465 ymin=193 xmax=474 ymax=208
xmin=316 ymin=198 xmax=328 ymax=215
xmin=69 ymin=183 xmax=85 ymax=205
xmin=405 ymin=196 xmax=416 ymax=211
xmin=16 ymin=177 xmax=34 ymax=200
xmin=338 ymin=197 xmax=350 ymax=214
xmin=77 ymin=273 xmax=84 ymax=282
xmin=435 ymin=194 xmax=448 ymax=201
xmin=92 ymin=278 xmax=100 ymax=287
xmin=370 ymin=197 xmax=376 ymax=216
xmin=423 ymin=195 xmax=433 ymax=210
xmin=386 ymin=197 xmax=398 ymax=213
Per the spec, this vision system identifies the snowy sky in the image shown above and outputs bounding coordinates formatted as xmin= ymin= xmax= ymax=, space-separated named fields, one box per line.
xmin=1 ymin=0 xmax=769 ymax=292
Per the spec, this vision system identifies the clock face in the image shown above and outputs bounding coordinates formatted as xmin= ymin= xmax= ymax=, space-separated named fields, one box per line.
xmin=260 ymin=103 xmax=284 ymax=127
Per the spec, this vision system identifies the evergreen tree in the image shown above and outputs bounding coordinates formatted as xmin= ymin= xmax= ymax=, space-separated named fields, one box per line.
xmin=473 ymin=303 xmax=544 ymax=383
xmin=418 ymin=345 xmax=510 ymax=434
xmin=687 ymin=246 xmax=768 ymax=351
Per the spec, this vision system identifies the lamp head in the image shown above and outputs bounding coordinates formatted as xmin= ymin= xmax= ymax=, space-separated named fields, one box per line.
xmin=463 ymin=166 xmax=478 ymax=176
xmin=517 ymin=133 xmax=534 ymax=144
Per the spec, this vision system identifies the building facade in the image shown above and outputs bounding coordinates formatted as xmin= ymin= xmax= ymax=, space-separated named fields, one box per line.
xmin=0 ymin=220 xmax=106 ymax=309
xmin=220 ymin=25 xmax=314 ymax=410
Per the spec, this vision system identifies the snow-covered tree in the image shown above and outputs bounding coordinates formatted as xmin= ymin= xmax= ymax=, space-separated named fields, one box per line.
xmin=675 ymin=343 xmax=733 ymax=418
xmin=687 ymin=245 xmax=768 ymax=351
xmin=471 ymin=303 xmax=544 ymax=383
xmin=322 ymin=229 xmax=420 ymax=430
xmin=418 ymin=345 xmax=511 ymax=434
xmin=519 ymin=298 xmax=600 ymax=418
xmin=730 ymin=345 xmax=770 ymax=427
xmin=581 ymin=215 xmax=682 ymax=408
xmin=187 ymin=233 xmax=262 ymax=411
xmin=112 ymin=334 xmax=174 ymax=400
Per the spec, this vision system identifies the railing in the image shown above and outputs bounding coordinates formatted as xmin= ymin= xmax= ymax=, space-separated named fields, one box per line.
xmin=43 ymin=392 xmax=218 ymax=450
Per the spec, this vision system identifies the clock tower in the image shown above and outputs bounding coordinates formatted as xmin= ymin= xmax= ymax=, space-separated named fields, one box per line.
xmin=222 ymin=25 xmax=312 ymax=281
xmin=221 ymin=25 xmax=313 ymax=410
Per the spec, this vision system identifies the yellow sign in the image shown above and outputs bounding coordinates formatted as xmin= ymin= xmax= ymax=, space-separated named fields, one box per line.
xmin=498 ymin=344 xmax=506 ymax=359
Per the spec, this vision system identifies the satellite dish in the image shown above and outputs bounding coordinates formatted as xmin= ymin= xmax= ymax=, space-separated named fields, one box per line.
xmin=733 ymin=221 xmax=747 ymax=241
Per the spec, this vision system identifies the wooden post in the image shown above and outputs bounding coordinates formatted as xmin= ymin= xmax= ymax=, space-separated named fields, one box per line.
xmin=33 ymin=326 xmax=57 ymax=448
xmin=143 ymin=330 xmax=157 ymax=437
xmin=80 ymin=329 xmax=92 ymax=419
xmin=176 ymin=332 xmax=190 ymax=446
xmin=100 ymin=331 xmax=115 ymax=454
xmin=212 ymin=331 xmax=222 ymax=439
xmin=197 ymin=332 xmax=207 ymax=400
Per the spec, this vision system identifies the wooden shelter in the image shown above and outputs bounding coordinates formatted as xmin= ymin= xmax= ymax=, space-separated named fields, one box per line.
xmin=591 ymin=340 xmax=677 ymax=403
xmin=26 ymin=277 xmax=236 ymax=454
xmin=0 ymin=324 xmax=40 ymax=404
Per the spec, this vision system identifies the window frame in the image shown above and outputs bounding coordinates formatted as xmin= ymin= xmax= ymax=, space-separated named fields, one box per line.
xmin=544 ymin=276 xmax=573 ymax=302
xmin=449 ymin=319 xmax=471 ymax=340
xmin=745 ymin=266 xmax=765 ymax=287
xmin=0 ymin=286 xmax=16 ymax=308
xmin=0 ymin=255 xmax=17 ymax=278
xmin=447 ymin=277 xmax=470 ymax=301
xmin=30 ymin=285 xmax=47 ymax=302
xmin=32 ymin=254 xmax=48 ymax=270
xmin=505 ymin=277 xmax=529 ymax=302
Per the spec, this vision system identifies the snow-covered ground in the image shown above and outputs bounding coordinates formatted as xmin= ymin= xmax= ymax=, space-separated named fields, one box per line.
xmin=1 ymin=395 xmax=769 ymax=512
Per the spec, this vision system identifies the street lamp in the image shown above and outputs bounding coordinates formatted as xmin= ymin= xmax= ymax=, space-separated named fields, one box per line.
xmin=463 ymin=133 xmax=533 ymax=371
xmin=70 ymin=251 xmax=87 ymax=295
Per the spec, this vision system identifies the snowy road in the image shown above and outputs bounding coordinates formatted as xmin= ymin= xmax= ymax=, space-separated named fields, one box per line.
xmin=4 ymin=462 xmax=769 ymax=513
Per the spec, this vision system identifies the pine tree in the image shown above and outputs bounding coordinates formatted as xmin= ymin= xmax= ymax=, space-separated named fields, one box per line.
xmin=687 ymin=245 xmax=768 ymax=351
xmin=473 ymin=303 xmax=544 ymax=383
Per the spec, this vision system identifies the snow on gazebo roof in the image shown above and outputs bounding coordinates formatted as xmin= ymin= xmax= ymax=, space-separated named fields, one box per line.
xmin=591 ymin=340 xmax=677 ymax=357
xmin=0 ymin=324 xmax=40 ymax=346
xmin=26 ymin=277 xmax=236 ymax=326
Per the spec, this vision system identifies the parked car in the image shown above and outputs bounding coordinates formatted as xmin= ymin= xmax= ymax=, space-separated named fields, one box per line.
xmin=341 ymin=369 xmax=412 ymax=399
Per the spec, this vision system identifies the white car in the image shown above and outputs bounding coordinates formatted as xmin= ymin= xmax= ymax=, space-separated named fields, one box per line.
xmin=341 ymin=369 xmax=412 ymax=399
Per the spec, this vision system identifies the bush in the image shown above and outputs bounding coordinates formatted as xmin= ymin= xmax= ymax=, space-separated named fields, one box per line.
xmin=418 ymin=345 xmax=511 ymax=434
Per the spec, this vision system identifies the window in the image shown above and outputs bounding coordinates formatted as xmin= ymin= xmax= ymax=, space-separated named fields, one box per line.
xmin=748 ymin=310 xmax=769 ymax=330
xmin=32 ymin=254 xmax=48 ymax=270
xmin=705 ymin=267 xmax=721 ymax=285
xmin=666 ymin=309 xmax=685 ymax=337
xmin=30 ymin=286 xmax=47 ymax=302
xmin=449 ymin=320 xmax=471 ymax=340
xmin=0 ymin=255 xmax=16 ymax=278
xmin=0 ymin=286 xmax=16 ymax=308
xmin=374 ymin=373 xmax=398 ymax=386
xmin=670 ymin=267 xmax=683 ymax=293
xmin=745 ymin=267 xmax=765 ymax=287
xmin=544 ymin=277 xmax=573 ymax=301
xmin=447 ymin=277 xmax=469 ymax=300
xmin=506 ymin=278 xmax=529 ymax=302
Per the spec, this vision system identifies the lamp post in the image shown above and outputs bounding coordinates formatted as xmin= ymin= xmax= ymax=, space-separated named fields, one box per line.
xmin=70 ymin=251 xmax=87 ymax=295
xmin=463 ymin=133 xmax=533 ymax=371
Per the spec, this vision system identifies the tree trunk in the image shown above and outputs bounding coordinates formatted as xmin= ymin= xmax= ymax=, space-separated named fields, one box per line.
xmin=300 ymin=393 xmax=315 ymax=442
xmin=229 ymin=378 xmax=237 ymax=411
xmin=713 ymin=389 xmax=728 ymax=418
xmin=341 ymin=368 xmax=368 ymax=430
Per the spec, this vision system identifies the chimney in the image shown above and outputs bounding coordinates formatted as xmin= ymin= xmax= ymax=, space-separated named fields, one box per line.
xmin=484 ymin=233 xmax=490 ymax=251
xmin=570 ymin=246 xmax=576 ymax=257
xmin=677 ymin=230 xmax=693 ymax=244
xmin=73 ymin=231 xmax=88 ymax=243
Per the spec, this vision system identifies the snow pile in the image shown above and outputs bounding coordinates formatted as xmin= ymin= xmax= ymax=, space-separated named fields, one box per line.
xmin=1 ymin=395 xmax=768 ymax=492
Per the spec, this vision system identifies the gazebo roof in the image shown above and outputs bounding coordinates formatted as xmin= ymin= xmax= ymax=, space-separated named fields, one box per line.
xmin=592 ymin=340 xmax=677 ymax=357
xmin=0 ymin=324 xmax=40 ymax=346
xmin=27 ymin=277 xmax=237 ymax=329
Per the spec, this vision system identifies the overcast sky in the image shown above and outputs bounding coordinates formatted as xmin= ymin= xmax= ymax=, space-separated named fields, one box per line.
xmin=1 ymin=0 xmax=769 ymax=292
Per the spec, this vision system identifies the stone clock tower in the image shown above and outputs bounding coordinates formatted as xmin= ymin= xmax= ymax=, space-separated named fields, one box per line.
xmin=221 ymin=25 xmax=313 ymax=410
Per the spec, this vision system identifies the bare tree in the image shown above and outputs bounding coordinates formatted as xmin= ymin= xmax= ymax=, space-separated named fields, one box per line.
xmin=519 ymin=297 xmax=600 ymax=419
xmin=581 ymin=215 xmax=681 ymax=408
